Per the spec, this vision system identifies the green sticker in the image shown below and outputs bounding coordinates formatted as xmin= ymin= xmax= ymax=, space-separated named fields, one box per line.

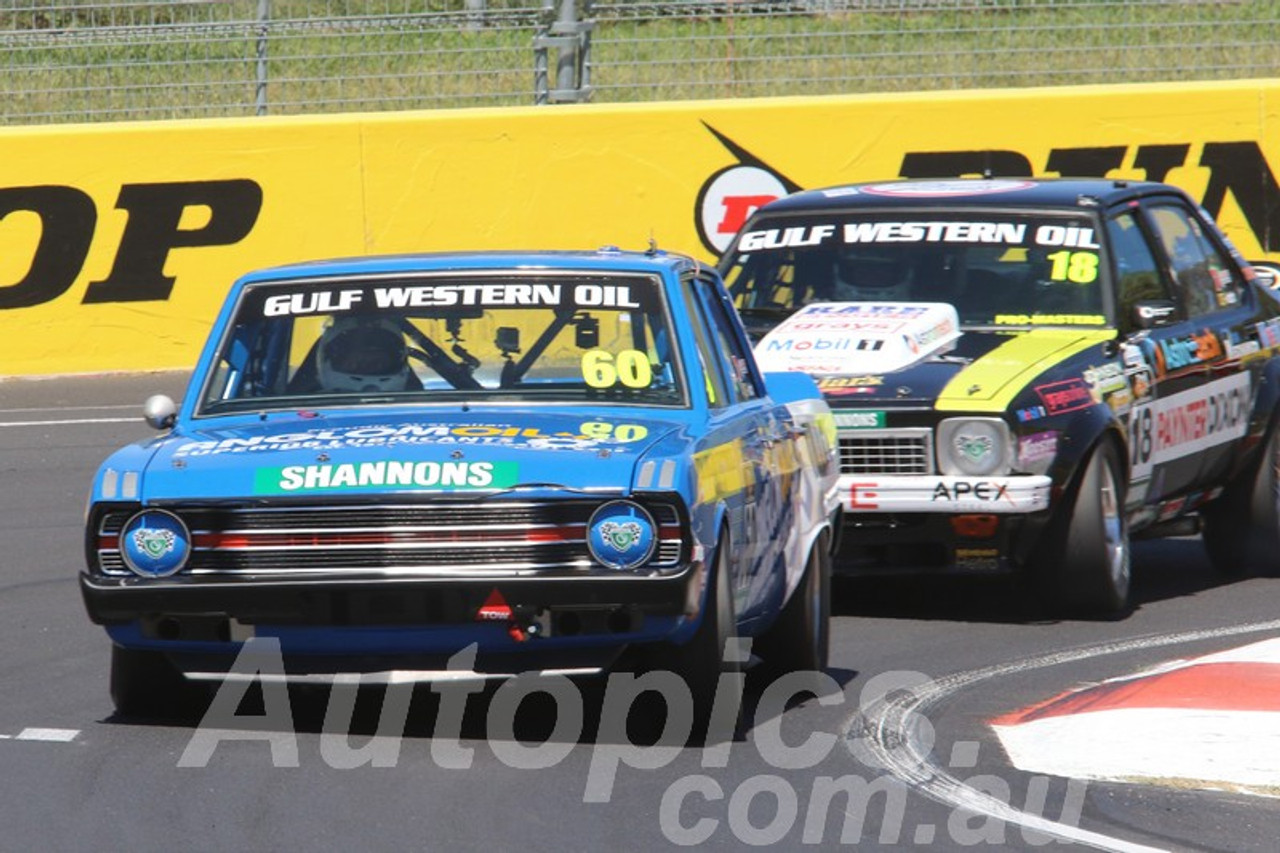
xmin=834 ymin=412 xmax=885 ymax=429
xmin=254 ymin=460 xmax=519 ymax=494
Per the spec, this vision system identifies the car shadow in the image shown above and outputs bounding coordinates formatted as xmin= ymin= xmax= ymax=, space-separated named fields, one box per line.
xmin=104 ymin=664 xmax=861 ymax=750
xmin=830 ymin=536 xmax=1242 ymax=625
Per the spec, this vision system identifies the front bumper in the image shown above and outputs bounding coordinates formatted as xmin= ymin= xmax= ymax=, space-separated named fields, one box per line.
xmin=839 ymin=474 xmax=1052 ymax=514
xmin=81 ymin=566 xmax=703 ymax=647
xmin=833 ymin=474 xmax=1053 ymax=575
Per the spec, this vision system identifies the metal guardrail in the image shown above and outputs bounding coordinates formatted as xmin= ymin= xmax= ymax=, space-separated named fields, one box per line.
xmin=1 ymin=1 xmax=1276 ymax=125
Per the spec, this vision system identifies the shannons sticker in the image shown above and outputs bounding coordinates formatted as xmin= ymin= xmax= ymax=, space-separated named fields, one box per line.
xmin=253 ymin=460 xmax=519 ymax=494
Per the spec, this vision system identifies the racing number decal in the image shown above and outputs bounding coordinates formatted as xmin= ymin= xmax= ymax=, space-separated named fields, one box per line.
xmin=1046 ymin=250 xmax=1099 ymax=284
xmin=1129 ymin=406 xmax=1154 ymax=473
xmin=579 ymin=421 xmax=650 ymax=442
xmin=582 ymin=349 xmax=652 ymax=389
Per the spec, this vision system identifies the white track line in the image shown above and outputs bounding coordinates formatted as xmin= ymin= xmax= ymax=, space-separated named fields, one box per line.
xmin=843 ymin=618 xmax=1280 ymax=853
xmin=0 ymin=418 xmax=139 ymax=427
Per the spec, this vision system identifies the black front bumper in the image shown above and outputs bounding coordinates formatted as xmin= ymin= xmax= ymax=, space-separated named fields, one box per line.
xmin=834 ymin=511 xmax=1050 ymax=575
xmin=81 ymin=568 xmax=702 ymax=630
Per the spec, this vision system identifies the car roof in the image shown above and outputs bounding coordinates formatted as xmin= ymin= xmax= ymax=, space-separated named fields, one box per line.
xmin=756 ymin=177 xmax=1190 ymax=214
xmin=237 ymin=247 xmax=705 ymax=286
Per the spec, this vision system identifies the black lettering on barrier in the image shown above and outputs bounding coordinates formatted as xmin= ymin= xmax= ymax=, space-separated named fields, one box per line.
xmin=898 ymin=150 xmax=1033 ymax=178
xmin=1199 ymin=142 xmax=1280 ymax=254
xmin=1044 ymin=146 xmax=1126 ymax=178
xmin=0 ymin=186 xmax=96 ymax=310
xmin=1132 ymin=144 xmax=1191 ymax=183
xmin=82 ymin=179 xmax=263 ymax=304
xmin=898 ymin=142 xmax=1280 ymax=253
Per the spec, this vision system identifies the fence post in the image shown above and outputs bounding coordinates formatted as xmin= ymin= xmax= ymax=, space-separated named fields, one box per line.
xmin=255 ymin=0 xmax=270 ymax=116
xmin=465 ymin=0 xmax=486 ymax=32
xmin=533 ymin=0 xmax=593 ymax=105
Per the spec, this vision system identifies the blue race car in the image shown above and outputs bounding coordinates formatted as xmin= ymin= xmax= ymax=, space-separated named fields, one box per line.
xmin=81 ymin=248 xmax=839 ymax=722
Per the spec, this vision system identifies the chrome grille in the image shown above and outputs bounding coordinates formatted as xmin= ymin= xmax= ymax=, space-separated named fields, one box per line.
xmin=837 ymin=428 xmax=934 ymax=475
xmin=96 ymin=500 xmax=684 ymax=578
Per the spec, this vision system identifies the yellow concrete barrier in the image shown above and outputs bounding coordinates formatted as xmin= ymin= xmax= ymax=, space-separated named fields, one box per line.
xmin=3 ymin=79 xmax=1280 ymax=375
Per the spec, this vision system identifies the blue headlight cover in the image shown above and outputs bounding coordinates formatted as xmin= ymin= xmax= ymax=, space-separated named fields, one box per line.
xmin=120 ymin=509 xmax=191 ymax=578
xmin=587 ymin=501 xmax=657 ymax=570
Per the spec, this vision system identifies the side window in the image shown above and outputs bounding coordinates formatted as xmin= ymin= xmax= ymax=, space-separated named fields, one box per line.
xmin=698 ymin=276 xmax=761 ymax=403
xmin=679 ymin=278 xmax=729 ymax=408
xmin=1146 ymin=204 xmax=1245 ymax=319
xmin=1107 ymin=211 xmax=1170 ymax=334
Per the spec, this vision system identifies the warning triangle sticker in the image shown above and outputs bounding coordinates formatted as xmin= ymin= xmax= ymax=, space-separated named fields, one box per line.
xmin=476 ymin=589 xmax=512 ymax=622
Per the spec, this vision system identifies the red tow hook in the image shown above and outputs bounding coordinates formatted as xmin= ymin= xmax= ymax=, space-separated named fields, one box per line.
xmin=474 ymin=589 xmax=544 ymax=642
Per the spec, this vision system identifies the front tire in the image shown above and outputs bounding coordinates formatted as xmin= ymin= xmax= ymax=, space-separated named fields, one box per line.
xmin=1035 ymin=442 xmax=1131 ymax=618
xmin=110 ymin=645 xmax=204 ymax=719
xmin=670 ymin=539 xmax=741 ymax=742
xmin=756 ymin=530 xmax=831 ymax=675
xmin=1202 ymin=422 xmax=1280 ymax=577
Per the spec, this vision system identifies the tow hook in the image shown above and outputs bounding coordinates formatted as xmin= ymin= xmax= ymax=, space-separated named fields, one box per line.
xmin=509 ymin=606 xmax=551 ymax=642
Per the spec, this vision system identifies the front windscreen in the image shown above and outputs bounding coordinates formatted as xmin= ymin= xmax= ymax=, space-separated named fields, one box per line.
xmin=721 ymin=211 xmax=1109 ymax=335
xmin=198 ymin=272 xmax=685 ymax=414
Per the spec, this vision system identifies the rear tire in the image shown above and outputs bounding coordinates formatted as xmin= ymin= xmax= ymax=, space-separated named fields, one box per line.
xmin=1035 ymin=442 xmax=1131 ymax=618
xmin=756 ymin=530 xmax=831 ymax=675
xmin=1202 ymin=422 xmax=1280 ymax=578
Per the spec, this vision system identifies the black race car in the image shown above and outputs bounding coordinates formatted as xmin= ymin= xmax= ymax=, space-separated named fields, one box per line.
xmin=717 ymin=177 xmax=1280 ymax=617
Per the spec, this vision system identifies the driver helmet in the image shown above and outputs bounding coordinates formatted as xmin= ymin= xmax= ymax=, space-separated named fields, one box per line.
xmin=316 ymin=316 xmax=412 ymax=392
xmin=834 ymin=252 xmax=912 ymax=301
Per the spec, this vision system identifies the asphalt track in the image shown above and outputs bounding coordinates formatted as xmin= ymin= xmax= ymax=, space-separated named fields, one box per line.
xmin=1 ymin=371 xmax=1278 ymax=852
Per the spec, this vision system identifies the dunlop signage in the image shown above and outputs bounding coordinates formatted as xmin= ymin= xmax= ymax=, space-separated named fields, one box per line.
xmin=2 ymin=81 xmax=1280 ymax=374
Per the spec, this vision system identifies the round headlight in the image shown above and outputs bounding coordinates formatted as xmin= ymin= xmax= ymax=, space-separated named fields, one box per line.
xmin=587 ymin=501 xmax=658 ymax=570
xmin=937 ymin=418 xmax=1012 ymax=477
xmin=120 ymin=509 xmax=191 ymax=578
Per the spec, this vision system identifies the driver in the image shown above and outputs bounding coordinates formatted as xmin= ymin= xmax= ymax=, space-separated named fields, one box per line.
xmin=316 ymin=316 xmax=414 ymax=393
xmin=833 ymin=252 xmax=912 ymax=301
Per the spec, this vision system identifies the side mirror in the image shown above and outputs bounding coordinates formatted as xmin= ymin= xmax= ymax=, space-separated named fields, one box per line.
xmin=1248 ymin=260 xmax=1280 ymax=289
xmin=762 ymin=370 xmax=824 ymax=406
xmin=1131 ymin=299 xmax=1178 ymax=330
xmin=143 ymin=394 xmax=177 ymax=430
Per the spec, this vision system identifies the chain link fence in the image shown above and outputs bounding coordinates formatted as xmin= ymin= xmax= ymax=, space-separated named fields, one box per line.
xmin=3 ymin=1 xmax=1278 ymax=125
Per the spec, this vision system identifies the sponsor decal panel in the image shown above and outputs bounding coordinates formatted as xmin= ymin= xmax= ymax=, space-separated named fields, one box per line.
xmin=253 ymin=459 xmax=519 ymax=494
xmin=1127 ymin=371 xmax=1251 ymax=480
xmin=859 ymin=179 xmax=1037 ymax=198
xmin=1034 ymin=378 xmax=1093 ymax=415
xmin=931 ymin=480 xmax=1013 ymax=505
xmin=259 ymin=282 xmax=640 ymax=317
xmin=1017 ymin=431 xmax=1058 ymax=467
xmin=176 ymin=421 xmax=649 ymax=457
xmin=993 ymin=314 xmax=1106 ymax=326
xmin=834 ymin=411 xmax=886 ymax=429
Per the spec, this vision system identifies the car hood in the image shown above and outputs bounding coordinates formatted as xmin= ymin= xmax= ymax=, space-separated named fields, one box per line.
xmin=131 ymin=409 xmax=684 ymax=501
xmin=754 ymin=302 xmax=1115 ymax=410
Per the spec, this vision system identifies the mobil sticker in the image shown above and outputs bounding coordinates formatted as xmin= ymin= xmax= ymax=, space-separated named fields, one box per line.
xmin=1127 ymin=372 xmax=1251 ymax=480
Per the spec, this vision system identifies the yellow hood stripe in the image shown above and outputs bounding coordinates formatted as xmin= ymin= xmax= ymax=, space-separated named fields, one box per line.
xmin=936 ymin=329 xmax=1117 ymax=413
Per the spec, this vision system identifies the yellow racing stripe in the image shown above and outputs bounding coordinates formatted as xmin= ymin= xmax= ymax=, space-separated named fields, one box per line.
xmin=936 ymin=329 xmax=1117 ymax=413
xmin=693 ymin=438 xmax=752 ymax=503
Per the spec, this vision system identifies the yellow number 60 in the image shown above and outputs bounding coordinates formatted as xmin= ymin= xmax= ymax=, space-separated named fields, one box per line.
xmin=582 ymin=349 xmax=652 ymax=389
